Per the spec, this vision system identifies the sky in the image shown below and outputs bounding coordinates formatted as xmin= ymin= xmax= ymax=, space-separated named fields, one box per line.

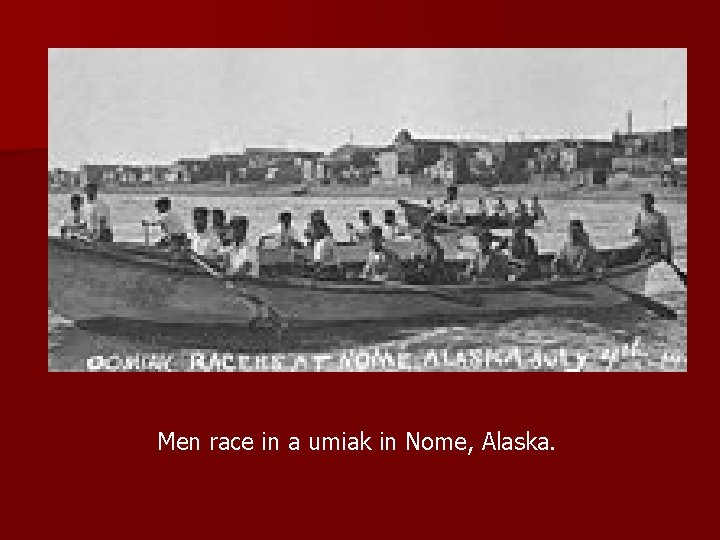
xmin=48 ymin=48 xmax=687 ymax=169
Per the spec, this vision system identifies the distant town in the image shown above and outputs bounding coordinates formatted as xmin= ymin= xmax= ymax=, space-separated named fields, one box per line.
xmin=49 ymin=112 xmax=687 ymax=192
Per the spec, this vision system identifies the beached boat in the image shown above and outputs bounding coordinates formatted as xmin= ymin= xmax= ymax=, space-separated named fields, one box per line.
xmin=48 ymin=237 xmax=657 ymax=327
xmin=397 ymin=199 xmax=538 ymax=230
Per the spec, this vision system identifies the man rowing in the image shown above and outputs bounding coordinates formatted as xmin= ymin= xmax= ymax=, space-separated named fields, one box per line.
xmin=632 ymin=193 xmax=672 ymax=259
xmin=190 ymin=206 xmax=222 ymax=260
xmin=259 ymin=211 xmax=304 ymax=249
xmin=361 ymin=226 xmax=401 ymax=282
xmin=60 ymin=194 xmax=90 ymax=240
xmin=347 ymin=209 xmax=373 ymax=242
xmin=436 ymin=185 xmax=466 ymax=225
xmin=551 ymin=220 xmax=602 ymax=275
xmin=507 ymin=225 xmax=539 ymax=279
xmin=144 ymin=197 xmax=188 ymax=249
xmin=530 ymin=196 xmax=547 ymax=222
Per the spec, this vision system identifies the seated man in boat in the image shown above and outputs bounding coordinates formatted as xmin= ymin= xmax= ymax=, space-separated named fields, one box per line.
xmin=382 ymin=209 xmax=410 ymax=240
xmin=513 ymin=198 xmax=529 ymax=223
xmin=60 ymin=194 xmax=90 ymax=240
xmin=551 ymin=220 xmax=602 ymax=276
xmin=361 ymin=226 xmax=402 ymax=282
xmin=632 ymin=193 xmax=673 ymax=259
xmin=435 ymin=185 xmax=466 ymax=225
xmin=347 ymin=209 xmax=373 ymax=243
xmin=259 ymin=211 xmax=304 ymax=249
xmin=492 ymin=197 xmax=509 ymax=218
xmin=530 ymin=195 xmax=547 ymax=222
xmin=189 ymin=206 xmax=223 ymax=260
xmin=308 ymin=213 xmax=337 ymax=265
xmin=477 ymin=197 xmax=488 ymax=218
xmin=304 ymin=210 xmax=332 ymax=246
xmin=211 ymin=209 xmax=229 ymax=246
xmin=84 ymin=182 xmax=113 ymax=242
xmin=472 ymin=232 xmax=510 ymax=280
xmin=223 ymin=216 xmax=256 ymax=277
xmin=143 ymin=197 xmax=188 ymax=250
xmin=507 ymin=226 xmax=540 ymax=279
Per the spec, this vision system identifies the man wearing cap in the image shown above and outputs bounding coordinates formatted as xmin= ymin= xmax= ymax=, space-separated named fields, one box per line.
xmin=632 ymin=193 xmax=672 ymax=259
xmin=223 ymin=216 xmax=256 ymax=276
xmin=60 ymin=194 xmax=90 ymax=240
xmin=84 ymin=182 xmax=113 ymax=241
xmin=507 ymin=226 xmax=539 ymax=279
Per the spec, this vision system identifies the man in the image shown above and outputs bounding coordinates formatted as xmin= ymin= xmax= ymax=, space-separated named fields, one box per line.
xmin=304 ymin=210 xmax=333 ymax=247
xmin=144 ymin=197 xmax=188 ymax=249
xmin=308 ymin=213 xmax=336 ymax=264
xmin=189 ymin=206 xmax=222 ymax=260
xmin=473 ymin=232 xmax=510 ymax=280
xmin=84 ymin=182 xmax=113 ymax=241
xmin=259 ymin=211 xmax=304 ymax=249
xmin=507 ymin=226 xmax=539 ymax=279
xmin=361 ymin=226 xmax=401 ymax=282
xmin=632 ymin=193 xmax=672 ymax=259
xmin=223 ymin=216 xmax=255 ymax=277
xmin=492 ymin=197 xmax=509 ymax=218
xmin=551 ymin=220 xmax=602 ymax=275
xmin=211 ymin=209 xmax=228 ymax=246
xmin=60 ymin=194 xmax=89 ymax=240
xmin=530 ymin=195 xmax=547 ymax=222
xmin=437 ymin=185 xmax=465 ymax=225
xmin=382 ymin=209 xmax=407 ymax=240
xmin=348 ymin=209 xmax=373 ymax=243
xmin=513 ymin=198 xmax=529 ymax=224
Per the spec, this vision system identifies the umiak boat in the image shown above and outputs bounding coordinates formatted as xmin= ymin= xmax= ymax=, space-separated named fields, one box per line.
xmin=397 ymin=199 xmax=538 ymax=230
xmin=48 ymin=237 xmax=657 ymax=327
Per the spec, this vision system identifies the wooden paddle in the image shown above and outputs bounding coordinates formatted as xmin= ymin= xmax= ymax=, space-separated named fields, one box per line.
xmin=664 ymin=257 xmax=687 ymax=286
xmin=601 ymin=281 xmax=677 ymax=320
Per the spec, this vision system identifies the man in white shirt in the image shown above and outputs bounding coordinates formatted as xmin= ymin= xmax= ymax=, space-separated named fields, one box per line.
xmin=60 ymin=194 xmax=90 ymax=240
xmin=84 ymin=182 xmax=113 ymax=241
xmin=144 ymin=197 xmax=188 ymax=249
xmin=223 ymin=216 xmax=256 ymax=276
xmin=259 ymin=211 xmax=304 ymax=249
xmin=189 ymin=206 xmax=222 ymax=260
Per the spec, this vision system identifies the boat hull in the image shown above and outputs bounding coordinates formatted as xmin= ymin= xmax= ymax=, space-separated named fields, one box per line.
xmin=48 ymin=238 xmax=652 ymax=327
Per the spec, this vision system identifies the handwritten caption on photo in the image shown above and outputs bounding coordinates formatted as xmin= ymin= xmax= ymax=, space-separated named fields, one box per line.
xmin=87 ymin=338 xmax=686 ymax=371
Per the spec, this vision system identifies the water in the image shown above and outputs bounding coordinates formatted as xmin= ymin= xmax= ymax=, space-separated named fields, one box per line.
xmin=48 ymin=194 xmax=687 ymax=371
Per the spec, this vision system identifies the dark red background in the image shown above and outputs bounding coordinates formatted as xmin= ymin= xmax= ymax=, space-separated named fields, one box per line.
xmin=3 ymin=3 xmax=705 ymax=537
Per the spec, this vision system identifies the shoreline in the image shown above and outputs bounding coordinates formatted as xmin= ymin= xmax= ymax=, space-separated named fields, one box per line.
xmin=48 ymin=182 xmax=687 ymax=203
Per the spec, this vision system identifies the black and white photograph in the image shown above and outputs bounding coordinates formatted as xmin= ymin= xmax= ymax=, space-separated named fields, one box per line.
xmin=48 ymin=48 xmax=687 ymax=371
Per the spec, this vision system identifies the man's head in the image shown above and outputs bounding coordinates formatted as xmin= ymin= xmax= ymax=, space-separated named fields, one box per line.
xmin=70 ymin=194 xmax=83 ymax=212
xmin=498 ymin=196 xmax=504 ymax=204
xmin=84 ymin=182 xmax=98 ymax=201
xmin=447 ymin=185 xmax=458 ymax=201
xmin=359 ymin=210 xmax=371 ymax=225
xmin=212 ymin=209 xmax=226 ymax=229
xmin=641 ymin=193 xmax=655 ymax=212
xmin=532 ymin=195 xmax=539 ymax=203
xmin=155 ymin=197 xmax=171 ymax=214
xmin=279 ymin=211 xmax=292 ymax=228
xmin=229 ymin=216 xmax=248 ymax=245
xmin=193 ymin=207 xmax=209 ymax=233
xmin=311 ymin=210 xmax=325 ymax=223
xmin=384 ymin=209 xmax=396 ymax=225
xmin=370 ymin=226 xmax=384 ymax=250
